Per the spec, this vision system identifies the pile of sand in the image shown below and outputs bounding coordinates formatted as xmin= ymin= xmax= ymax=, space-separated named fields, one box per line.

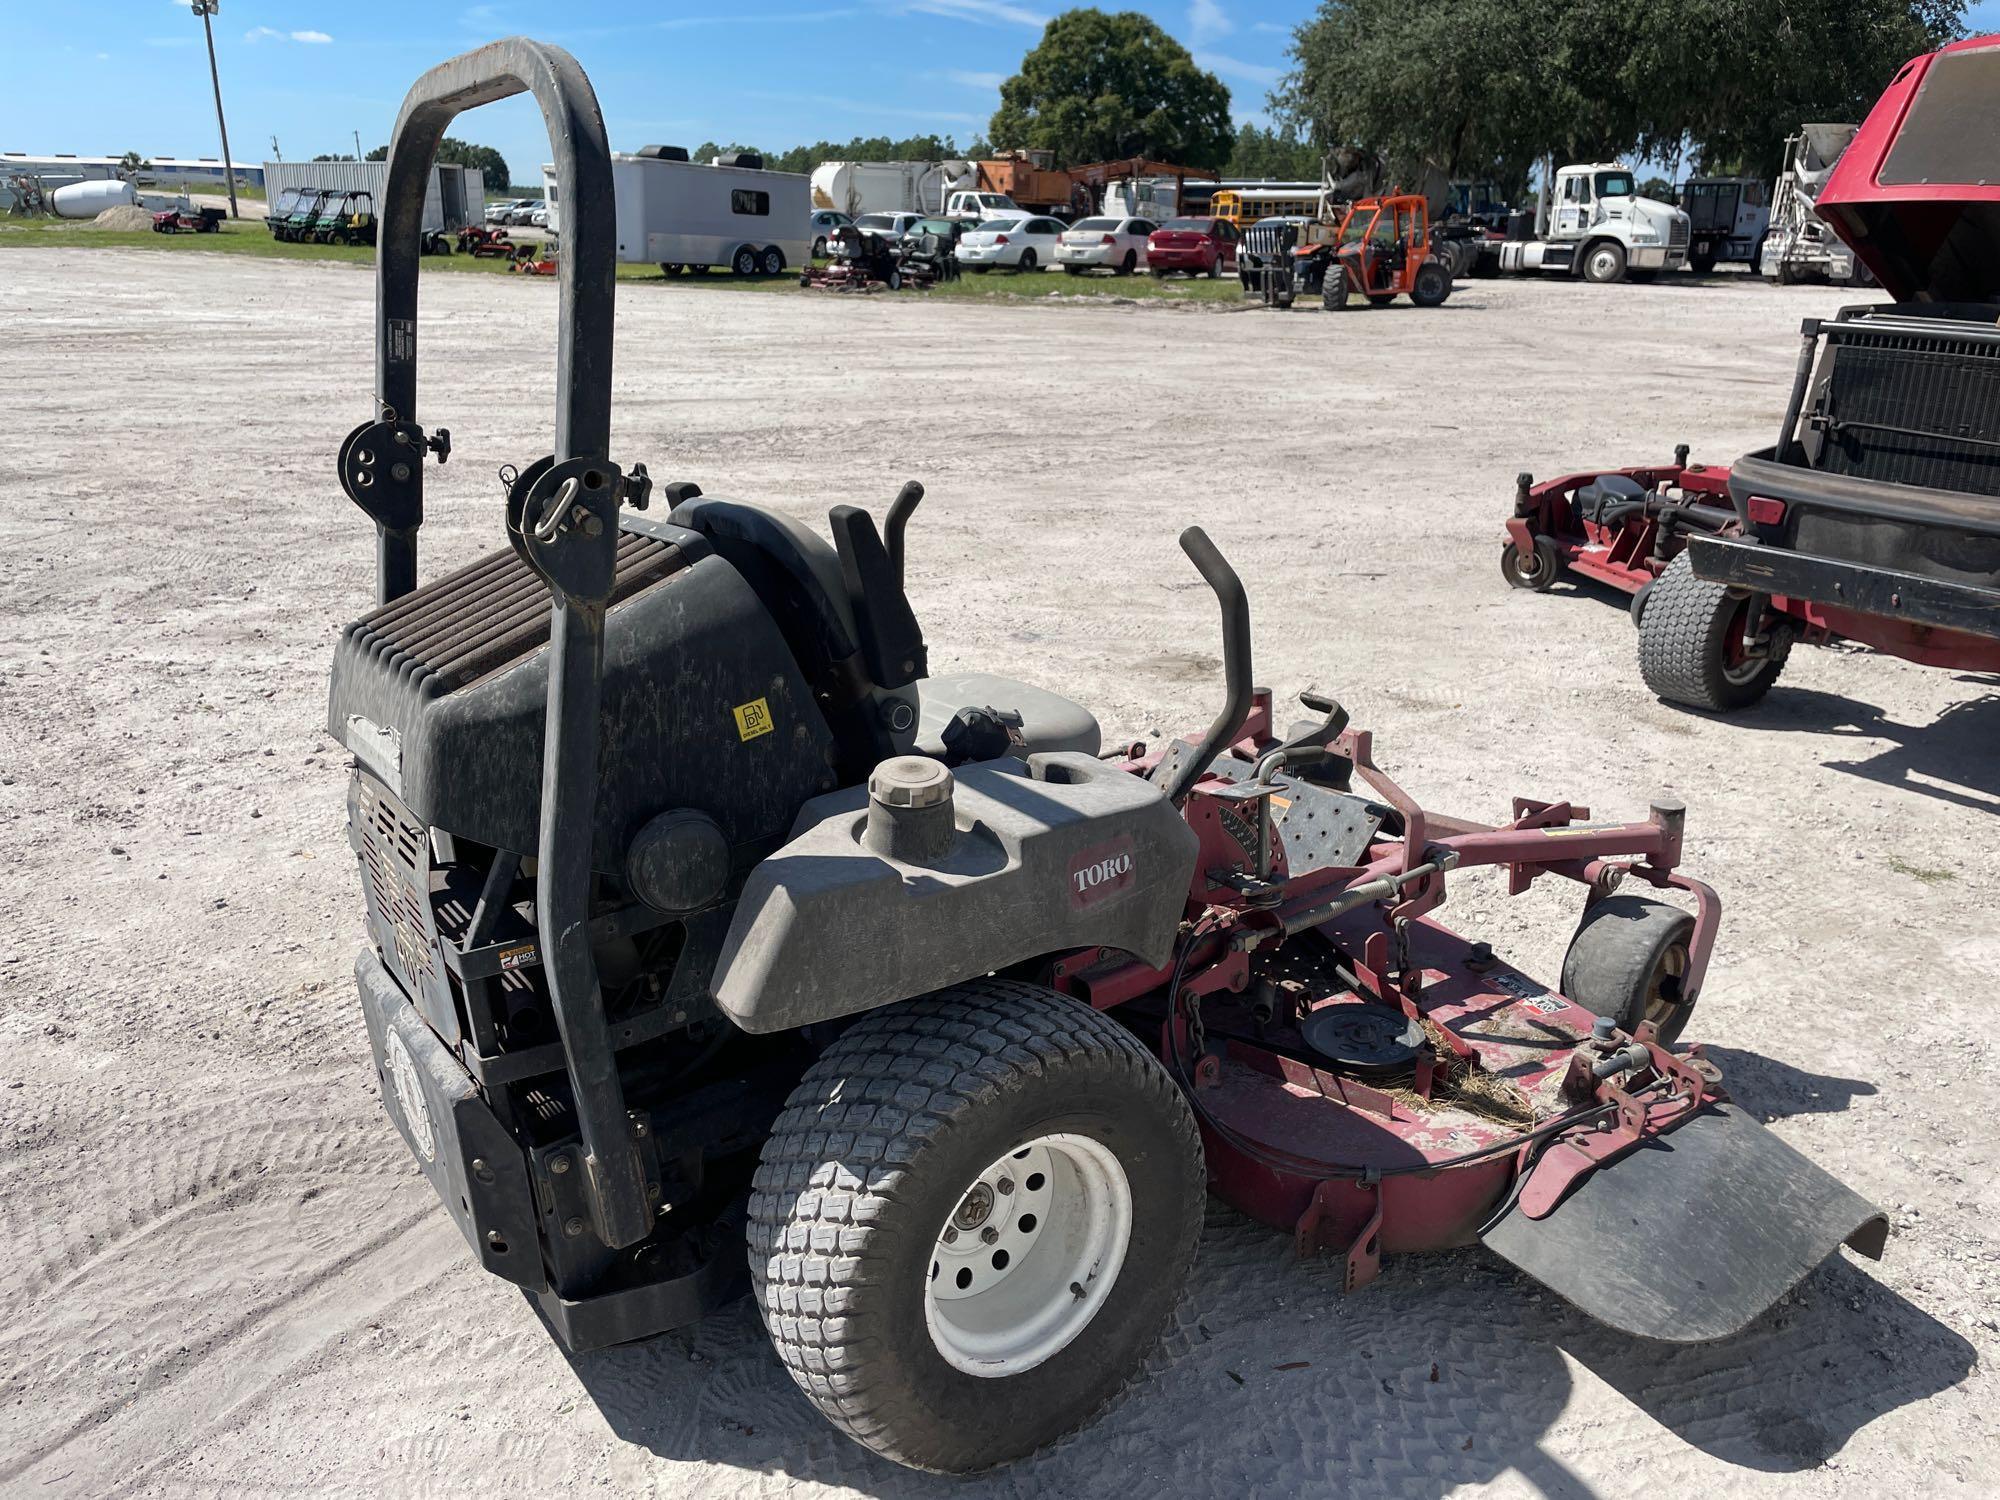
xmin=93 ymin=204 xmax=157 ymax=231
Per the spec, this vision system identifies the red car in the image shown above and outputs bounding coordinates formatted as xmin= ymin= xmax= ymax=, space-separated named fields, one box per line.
xmin=1145 ymin=215 xmax=1238 ymax=277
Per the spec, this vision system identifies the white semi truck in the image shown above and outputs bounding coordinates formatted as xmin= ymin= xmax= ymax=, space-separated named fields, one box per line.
xmin=809 ymin=160 xmax=974 ymax=218
xmin=1485 ymin=162 xmax=1690 ymax=282
xmin=544 ymin=147 xmax=811 ymax=276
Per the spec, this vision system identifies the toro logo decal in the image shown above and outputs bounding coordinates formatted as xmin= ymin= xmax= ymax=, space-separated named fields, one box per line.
xmin=1068 ymin=835 xmax=1137 ymax=911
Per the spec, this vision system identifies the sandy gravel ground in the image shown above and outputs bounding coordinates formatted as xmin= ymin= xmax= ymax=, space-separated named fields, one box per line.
xmin=1 ymin=249 xmax=1994 ymax=1498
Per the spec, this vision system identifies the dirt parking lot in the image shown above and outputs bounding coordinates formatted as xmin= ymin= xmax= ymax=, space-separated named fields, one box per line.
xmin=1 ymin=248 xmax=1994 ymax=1498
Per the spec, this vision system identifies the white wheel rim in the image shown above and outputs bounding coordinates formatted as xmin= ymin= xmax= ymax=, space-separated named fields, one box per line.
xmin=922 ymin=1132 xmax=1132 ymax=1378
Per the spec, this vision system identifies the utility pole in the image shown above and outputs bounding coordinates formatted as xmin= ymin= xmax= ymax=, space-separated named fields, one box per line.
xmin=354 ymin=130 xmax=363 ymax=161
xmin=190 ymin=1 xmax=239 ymax=219
xmin=270 ymin=134 xmax=281 ymax=162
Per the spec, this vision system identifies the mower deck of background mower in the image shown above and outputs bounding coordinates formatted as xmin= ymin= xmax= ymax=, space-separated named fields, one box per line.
xmin=328 ymin=36 xmax=1893 ymax=1475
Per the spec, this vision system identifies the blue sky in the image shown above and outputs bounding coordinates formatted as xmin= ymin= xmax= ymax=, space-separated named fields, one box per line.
xmin=6 ymin=2 xmax=1997 ymax=188
xmin=1 ymin=1 xmax=1319 ymax=186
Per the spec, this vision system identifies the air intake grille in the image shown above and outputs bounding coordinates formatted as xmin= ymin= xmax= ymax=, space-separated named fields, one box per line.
xmin=356 ymin=776 xmax=437 ymax=988
xmin=1668 ymin=218 xmax=1690 ymax=249
xmin=341 ymin=532 xmax=685 ymax=700
xmin=1815 ymin=329 xmax=2000 ymax=496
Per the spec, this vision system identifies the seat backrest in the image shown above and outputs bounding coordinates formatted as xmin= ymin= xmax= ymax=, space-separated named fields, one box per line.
xmin=668 ymin=496 xmax=862 ymax=683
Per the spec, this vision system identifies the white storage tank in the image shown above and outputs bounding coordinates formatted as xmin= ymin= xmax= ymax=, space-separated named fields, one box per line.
xmin=51 ymin=179 xmax=135 ymax=219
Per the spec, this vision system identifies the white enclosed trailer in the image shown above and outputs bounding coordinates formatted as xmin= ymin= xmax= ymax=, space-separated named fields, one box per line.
xmin=546 ymin=148 xmax=811 ymax=274
xmin=809 ymin=160 xmax=973 ymax=217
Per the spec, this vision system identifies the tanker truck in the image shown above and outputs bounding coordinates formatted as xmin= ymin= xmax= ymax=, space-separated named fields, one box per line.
xmin=809 ymin=160 xmax=973 ymax=218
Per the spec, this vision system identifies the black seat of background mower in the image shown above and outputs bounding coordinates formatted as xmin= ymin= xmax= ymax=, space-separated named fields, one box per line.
xmin=1576 ymin=473 xmax=1649 ymax=522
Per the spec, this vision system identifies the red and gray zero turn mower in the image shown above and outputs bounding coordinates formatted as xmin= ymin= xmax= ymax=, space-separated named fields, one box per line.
xmin=798 ymin=223 xmax=904 ymax=291
xmin=332 ymin=38 xmax=1887 ymax=1475
xmin=151 ymin=206 xmax=225 ymax=234
xmin=1504 ymin=35 xmax=2000 ymax=712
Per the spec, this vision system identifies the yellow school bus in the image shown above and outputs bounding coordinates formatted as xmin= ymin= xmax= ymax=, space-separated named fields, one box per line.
xmin=1211 ymin=187 xmax=1323 ymax=226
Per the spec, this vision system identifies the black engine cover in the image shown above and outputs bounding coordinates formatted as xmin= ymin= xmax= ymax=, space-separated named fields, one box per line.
xmin=327 ymin=524 xmax=841 ymax=871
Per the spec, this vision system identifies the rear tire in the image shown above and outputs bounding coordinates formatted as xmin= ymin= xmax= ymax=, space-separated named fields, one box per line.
xmin=1063 ymin=265 xmax=1084 ymax=276
xmin=1018 ymin=249 xmax=1038 ymax=271
xmin=1117 ymin=251 xmax=1135 ymax=276
xmin=1561 ymin=895 xmax=1698 ymax=1045
xmin=1499 ymin=535 xmax=1561 ymax=591
xmin=1689 ymin=248 xmax=1718 ymax=275
xmin=1411 ymin=262 xmax=1451 ymax=307
xmin=733 ymin=246 xmax=758 ymax=276
xmin=748 ymin=981 xmax=1204 ymax=1474
xmin=1637 ymin=553 xmax=1789 ymax=711
xmin=761 ymin=246 xmax=785 ymax=275
xmin=1322 ymin=273 xmax=1351 ymax=311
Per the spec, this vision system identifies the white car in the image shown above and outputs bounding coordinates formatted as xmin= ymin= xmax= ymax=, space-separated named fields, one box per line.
xmin=954 ymin=215 xmax=1065 ymax=272
xmin=853 ymin=211 xmax=924 ymax=241
xmin=1056 ymin=216 xmax=1157 ymax=275
xmin=486 ymin=197 xmax=532 ymax=225
xmin=529 ymin=204 xmax=551 ymax=228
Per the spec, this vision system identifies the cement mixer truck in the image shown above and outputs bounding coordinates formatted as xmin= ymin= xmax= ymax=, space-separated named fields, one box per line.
xmin=1762 ymin=125 xmax=1869 ymax=284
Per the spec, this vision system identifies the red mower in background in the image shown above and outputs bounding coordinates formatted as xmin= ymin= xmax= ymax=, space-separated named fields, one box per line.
xmin=151 ymin=206 xmax=224 ymax=234
xmin=1504 ymin=35 xmax=2000 ymax=712
xmin=456 ymin=223 xmax=514 ymax=257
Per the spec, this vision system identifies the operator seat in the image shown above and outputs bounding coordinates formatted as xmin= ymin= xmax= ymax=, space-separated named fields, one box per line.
xmin=667 ymin=492 xmax=1101 ymax=769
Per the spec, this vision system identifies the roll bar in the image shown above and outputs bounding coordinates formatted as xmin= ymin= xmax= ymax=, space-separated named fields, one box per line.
xmin=337 ymin=38 xmax=653 ymax=1250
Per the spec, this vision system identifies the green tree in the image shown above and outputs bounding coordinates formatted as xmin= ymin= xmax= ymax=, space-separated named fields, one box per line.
xmin=989 ymin=9 xmax=1234 ymax=169
xmin=1222 ymin=122 xmax=1320 ymax=179
xmin=117 ymin=150 xmax=151 ymax=174
xmin=1281 ymin=0 xmax=1962 ymax=185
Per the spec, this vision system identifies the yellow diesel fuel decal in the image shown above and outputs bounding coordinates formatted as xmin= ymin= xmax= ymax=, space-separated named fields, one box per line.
xmin=733 ymin=697 xmax=775 ymax=741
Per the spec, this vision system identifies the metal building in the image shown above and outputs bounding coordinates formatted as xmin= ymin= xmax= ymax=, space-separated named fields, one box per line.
xmin=261 ymin=160 xmax=484 ymax=232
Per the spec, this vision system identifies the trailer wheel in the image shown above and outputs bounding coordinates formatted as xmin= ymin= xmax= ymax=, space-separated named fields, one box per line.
xmin=761 ymin=246 xmax=785 ymax=275
xmin=1581 ymin=240 xmax=1627 ymax=284
xmin=1411 ymin=262 xmax=1451 ymax=307
xmin=733 ymin=246 xmax=758 ymax=276
xmin=1499 ymin=535 xmax=1560 ymax=592
xmin=1561 ymin=895 xmax=1698 ymax=1045
xmin=1637 ymin=553 xmax=1789 ymax=711
xmin=748 ymin=980 xmax=1203 ymax=1474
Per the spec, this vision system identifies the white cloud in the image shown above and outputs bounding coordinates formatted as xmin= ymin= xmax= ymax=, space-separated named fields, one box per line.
xmin=1196 ymin=51 xmax=1283 ymax=86
xmin=1250 ymin=19 xmax=1288 ymax=34
xmin=942 ymin=68 xmax=1006 ymax=89
xmin=1189 ymin=0 xmax=1230 ymax=45
xmin=903 ymin=0 xmax=1048 ymax=28
xmin=246 ymin=25 xmax=334 ymax=44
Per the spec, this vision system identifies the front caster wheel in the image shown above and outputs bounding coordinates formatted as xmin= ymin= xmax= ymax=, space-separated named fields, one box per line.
xmin=1562 ymin=894 xmax=1698 ymax=1045
xmin=1499 ymin=535 xmax=1561 ymax=591
xmin=748 ymin=980 xmax=1204 ymax=1474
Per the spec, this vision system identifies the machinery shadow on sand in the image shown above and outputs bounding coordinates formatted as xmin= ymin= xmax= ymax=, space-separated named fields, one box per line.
xmin=1726 ymin=684 xmax=2000 ymax=817
xmin=561 ymin=1203 xmax=1972 ymax=1498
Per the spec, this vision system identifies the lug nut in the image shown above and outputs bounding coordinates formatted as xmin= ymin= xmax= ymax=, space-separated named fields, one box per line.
xmin=942 ymin=1226 xmax=958 ymax=1244
xmin=997 ymin=1178 xmax=1014 ymax=1195
xmin=980 ymin=1226 xmax=999 ymax=1245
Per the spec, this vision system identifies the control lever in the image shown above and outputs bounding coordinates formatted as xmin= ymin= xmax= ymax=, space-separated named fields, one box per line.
xmin=885 ymin=480 xmax=924 ymax=585
xmin=1257 ymin=690 xmax=1353 ymax=788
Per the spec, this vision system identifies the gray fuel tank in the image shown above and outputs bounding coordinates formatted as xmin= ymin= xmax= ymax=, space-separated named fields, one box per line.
xmin=711 ymin=752 xmax=1198 ymax=1033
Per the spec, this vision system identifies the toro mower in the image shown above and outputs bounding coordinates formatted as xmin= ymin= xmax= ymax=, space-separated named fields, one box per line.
xmin=333 ymin=38 xmax=1888 ymax=1475
xmin=798 ymin=223 xmax=906 ymax=291
xmin=151 ymin=205 xmax=224 ymax=234
xmin=456 ymin=223 xmax=514 ymax=257
xmin=1506 ymin=36 xmax=2000 ymax=712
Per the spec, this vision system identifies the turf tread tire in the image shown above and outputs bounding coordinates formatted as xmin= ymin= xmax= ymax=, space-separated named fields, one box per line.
xmin=1637 ymin=552 xmax=1787 ymax=711
xmin=1560 ymin=894 xmax=1697 ymax=1044
xmin=747 ymin=980 xmax=1203 ymax=1473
